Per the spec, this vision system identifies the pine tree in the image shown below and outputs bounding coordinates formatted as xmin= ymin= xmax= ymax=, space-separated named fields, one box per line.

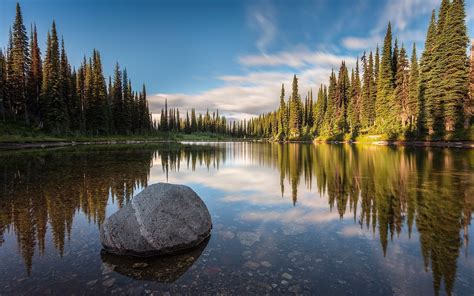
xmin=112 ymin=63 xmax=124 ymax=134
xmin=348 ymin=58 xmax=361 ymax=134
xmin=335 ymin=61 xmax=350 ymax=133
xmin=375 ymin=22 xmax=397 ymax=134
xmin=321 ymin=71 xmax=337 ymax=136
xmin=59 ymin=38 xmax=71 ymax=131
xmin=312 ymin=84 xmax=327 ymax=134
xmin=361 ymin=52 xmax=376 ymax=128
xmin=468 ymin=40 xmax=474 ymax=127
xmin=419 ymin=10 xmax=437 ymax=136
xmin=395 ymin=45 xmax=409 ymax=128
xmin=277 ymin=83 xmax=287 ymax=139
xmin=408 ymin=44 xmax=420 ymax=130
xmin=0 ymin=50 xmax=5 ymax=121
xmin=288 ymin=75 xmax=302 ymax=138
xmin=27 ymin=24 xmax=42 ymax=124
xmin=10 ymin=3 xmax=30 ymax=123
xmin=439 ymin=0 xmax=469 ymax=133
xmin=41 ymin=21 xmax=66 ymax=133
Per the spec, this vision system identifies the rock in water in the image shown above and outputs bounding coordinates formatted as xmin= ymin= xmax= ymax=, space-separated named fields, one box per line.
xmin=100 ymin=183 xmax=212 ymax=256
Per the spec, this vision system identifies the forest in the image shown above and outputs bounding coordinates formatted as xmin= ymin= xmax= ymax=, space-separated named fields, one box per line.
xmin=1 ymin=1 xmax=473 ymax=141
xmin=246 ymin=0 xmax=474 ymax=141
xmin=0 ymin=3 xmax=234 ymax=138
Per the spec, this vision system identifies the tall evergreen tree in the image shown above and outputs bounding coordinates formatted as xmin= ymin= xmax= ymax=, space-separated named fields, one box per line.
xmin=288 ymin=75 xmax=302 ymax=138
xmin=0 ymin=50 xmax=5 ymax=121
xmin=112 ymin=63 xmax=124 ymax=134
xmin=439 ymin=0 xmax=469 ymax=132
xmin=395 ymin=45 xmax=409 ymax=128
xmin=375 ymin=22 xmax=397 ymax=134
xmin=419 ymin=10 xmax=437 ymax=136
xmin=27 ymin=24 xmax=42 ymax=124
xmin=408 ymin=44 xmax=420 ymax=130
xmin=41 ymin=22 xmax=67 ymax=132
xmin=10 ymin=3 xmax=30 ymax=123
xmin=278 ymin=83 xmax=287 ymax=139
xmin=468 ymin=40 xmax=474 ymax=127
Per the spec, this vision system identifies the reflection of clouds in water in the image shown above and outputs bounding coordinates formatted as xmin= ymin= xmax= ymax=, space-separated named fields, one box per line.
xmin=242 ymin=208 xmax=340 ymax=224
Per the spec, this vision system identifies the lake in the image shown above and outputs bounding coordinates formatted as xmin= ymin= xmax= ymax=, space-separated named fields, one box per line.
xmin=0 ymin=142 xmax=473 ymax=295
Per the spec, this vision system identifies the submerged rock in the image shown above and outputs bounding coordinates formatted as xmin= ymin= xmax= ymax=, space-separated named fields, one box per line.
xmin=100 ymin=183 xmax=212 ymax=257
xmin=100 ymin=237 xmax=209 ymax=283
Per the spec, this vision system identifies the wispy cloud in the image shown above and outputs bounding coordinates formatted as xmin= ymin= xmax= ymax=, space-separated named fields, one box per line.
xmin=239 ymin=47 xmax=356 ymax=68
xmin=149 ymin=47 xmax=356 ymax=120
xmin=341 ymin=0 xmax=439 ymax=51
xmin=375 ymin=0 xmax=439 ymax=32
xmin=247 ymin=0 xmax=277 ymax=53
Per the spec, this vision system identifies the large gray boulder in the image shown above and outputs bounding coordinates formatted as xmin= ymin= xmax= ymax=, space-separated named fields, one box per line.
xmin=100 ymin=183 xmax=212 ymax=257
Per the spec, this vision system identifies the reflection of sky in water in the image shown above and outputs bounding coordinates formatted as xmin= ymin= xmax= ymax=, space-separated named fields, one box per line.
xmin=0 ymin=143 xmax=473 ymax=295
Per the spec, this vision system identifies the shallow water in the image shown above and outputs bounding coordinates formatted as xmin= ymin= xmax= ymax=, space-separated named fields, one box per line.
xmin=0 ymin=142 xmax=473 ymax=295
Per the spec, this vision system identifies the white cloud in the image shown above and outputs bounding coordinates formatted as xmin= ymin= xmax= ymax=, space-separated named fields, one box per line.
xmin=341 ymin=0 xmax=439 ymax=51
xmin=148 ymin=47 xmax=358 ymax=120
xmin=375 ymin=0 xmax=439 ymax=32
xmin=239 ymin=48 xmax=356 ymax=68
xmin=342 ymin=35 xmax=383 ymax=51
xmin=247 ymin=1 xmax=277 ymax=53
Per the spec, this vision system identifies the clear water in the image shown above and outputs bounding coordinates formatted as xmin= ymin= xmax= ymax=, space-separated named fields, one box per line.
xmin=0 ymin=143 xmax=473 ymax=295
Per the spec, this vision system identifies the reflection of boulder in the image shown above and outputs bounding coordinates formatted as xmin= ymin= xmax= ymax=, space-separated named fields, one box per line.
xmin=100 ymin=183 xmax=212 ymax=256
xmin=100 ymin=237 xmax=209 ymax=283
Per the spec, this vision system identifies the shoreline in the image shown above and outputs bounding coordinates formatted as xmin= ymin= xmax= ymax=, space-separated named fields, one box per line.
xmin=1 ymin=138 xmax=473 ymax=150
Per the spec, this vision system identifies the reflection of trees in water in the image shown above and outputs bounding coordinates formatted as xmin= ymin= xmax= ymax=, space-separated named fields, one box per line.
xmin=0 ymin=146 xmax=153 ymax=274
xmin=255 ymin=143 xmax=472 ymax=296
xmin=0 ymin=144 xmax=227 ymax=275
xmin=0 ymin=143 xmax=472 ymax=295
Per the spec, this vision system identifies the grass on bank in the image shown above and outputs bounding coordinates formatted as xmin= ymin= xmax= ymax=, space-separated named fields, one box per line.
xmin=0 ymin=122 xmax=236 ymax=143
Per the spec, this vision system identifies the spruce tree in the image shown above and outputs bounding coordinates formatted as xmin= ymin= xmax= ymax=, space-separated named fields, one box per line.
xmin=312 ymin=84 xmax=326 ymax=134
xmin=288 ymin=75 xmax=302 ymax=138
xmin=468 ymin=40 xmax=474 ymax=127
xmin=10 ymin=3 xmax=30 ymax=123
xmin=112 ymin=63 xmax=124 ymax=134
xmin=395 ymin=45 xmax=409 ymax=128
xmin=419 ymin=11 xmax=437 ymax=136
xmin=375 ymin=22 xmax=397 ymax=134
xmin=278 ymin=83 xmax=287 ymax=139
xmin=439 ymin=0 xmax=469 ymax=133
xmin=41 ymin=22 xmax=66 ymax=133
xmin=27 ymin=24 xmax=42 ymax=124
xmin=348 ymin=58 xmax=361 ymax=134
xmin=408 ymin=44 xmax=420 ymax=130
xmin=0 ymin=50 xmax=5 ymax=121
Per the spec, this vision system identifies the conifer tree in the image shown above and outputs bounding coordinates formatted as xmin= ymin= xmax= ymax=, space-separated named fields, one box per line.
xmin=321 ymin=71 xmax=337 ymax=136
xmin=288 ymin=75 xmax=302 ymax=138
xmin=419 ymin=10 xmax=437 ymax=136
xmin=112 ymin=63 xmax=124 ymax=134
xmin=408 ymin=44 xmax=420 ymax=130
xmin=375 ymin=22 xmax=397 ymax=134
xmin=0 ymin=50 xmax=5 ymax=121
xmin=348 ymin=59 xmax=361 ymax=134
xmin=42 ymin=22 xmax=67 ymax=133
xmin=439 ymin=0 xmax=469 ymax=132
xmin=312 ymin=84 xmax=326 ymax=134
xmin=10 ymin=3 xmax=30 ymax=123
xmin=468 ymin=40 xmax=474 ymax=127
xmin=335 ymin=61 xmax=350 ymax=133
xmin=278 ymin=83 xmax=287 ymax=139
xmin=27 ymin=24 xmax=42 ymax=124
xmin=395 ymin=45 xmax=409 ymax=128
xmin=59 ymin=38 xmax=71 ymax=131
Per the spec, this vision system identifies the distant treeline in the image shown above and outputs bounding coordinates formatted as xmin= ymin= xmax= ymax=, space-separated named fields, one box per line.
xmin=247 ymin=0 xmax=473 ymax=141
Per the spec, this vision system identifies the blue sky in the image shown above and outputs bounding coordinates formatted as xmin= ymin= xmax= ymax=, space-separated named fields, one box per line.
xmin=1 ymin=0 xmax=473 ymax=119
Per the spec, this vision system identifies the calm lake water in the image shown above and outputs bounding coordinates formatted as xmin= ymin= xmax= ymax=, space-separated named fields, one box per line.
xmin=0 ymin=142 xmax=473 ymax=295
